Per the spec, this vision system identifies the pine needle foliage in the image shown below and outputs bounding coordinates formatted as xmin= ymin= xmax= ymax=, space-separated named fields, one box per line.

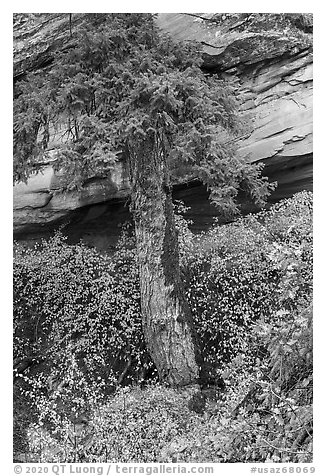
xmin=14 ymin=13 xmax=274 ymax=216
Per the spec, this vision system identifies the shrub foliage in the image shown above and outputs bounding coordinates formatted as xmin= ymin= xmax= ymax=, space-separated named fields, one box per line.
xmin=13 ymin=191 xmax=313 ymax=462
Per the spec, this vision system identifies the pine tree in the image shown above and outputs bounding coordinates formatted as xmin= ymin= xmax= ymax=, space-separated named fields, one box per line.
xmin=14 ymin=13 xmax=275 ymax=387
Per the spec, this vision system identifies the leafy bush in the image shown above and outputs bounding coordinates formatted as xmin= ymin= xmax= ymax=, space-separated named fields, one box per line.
xmin=13 ymin=230 xmax=148 ymax=387
xmin=182 ymin=191 xmax=312 ymax=374
xmin=182 ymin=302 xmax=312 ymax=463
xmin=26 ymin=299 xmax=313 ymax=463
xmin=13 ymin=230 xmax=153 ymax=461
xmin=27 ymin=385 xmax=202 ymax=463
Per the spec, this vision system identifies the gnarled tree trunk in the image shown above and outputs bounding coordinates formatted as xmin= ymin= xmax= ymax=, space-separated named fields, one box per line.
xmin=130 ymin=149 xmax=203 ymax=387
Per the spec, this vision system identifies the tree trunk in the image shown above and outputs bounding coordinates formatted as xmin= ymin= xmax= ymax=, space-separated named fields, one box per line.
xmin=130 ymin=150 xmax=204 ymax=387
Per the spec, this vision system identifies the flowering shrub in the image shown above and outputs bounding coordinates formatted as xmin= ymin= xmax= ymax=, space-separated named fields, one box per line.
xmin=14 ymin=231 xmax=146 ymax=382
xmin=27 ymin=385 xmax=202 ymax=463
xmin=13 ymin=230 xmax=151 ymax=461
xmin=14 ymin=191 xmax=312 ymax=463
xmin=26 ymin=299 xmax=313 ymax=463
xmin=182 ymin=191 xmax=312 ymax=374
xmin=181 ymin=302 xmax=312 ymax=463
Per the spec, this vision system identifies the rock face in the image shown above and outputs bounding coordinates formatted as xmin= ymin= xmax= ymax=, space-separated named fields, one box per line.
xmin=13 ymin=162 xmax=130 ymax=234
xmin=156 ymin=14 xmax=312 ymax=166
xmin=13 ymin=13 xmax=312 ymax=240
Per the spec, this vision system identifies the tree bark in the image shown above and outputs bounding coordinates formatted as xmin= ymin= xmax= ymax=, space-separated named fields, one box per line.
xmin=130 ymin=149 xmax=204 ymax=387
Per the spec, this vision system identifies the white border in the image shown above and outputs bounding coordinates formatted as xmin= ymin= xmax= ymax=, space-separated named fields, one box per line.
xmin=3 ymin=4 xmax=324 ymax=475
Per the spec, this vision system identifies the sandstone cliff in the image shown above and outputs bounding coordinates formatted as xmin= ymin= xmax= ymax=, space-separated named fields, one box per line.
xmin=13 ymin=13 xmax=312 ymax=239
